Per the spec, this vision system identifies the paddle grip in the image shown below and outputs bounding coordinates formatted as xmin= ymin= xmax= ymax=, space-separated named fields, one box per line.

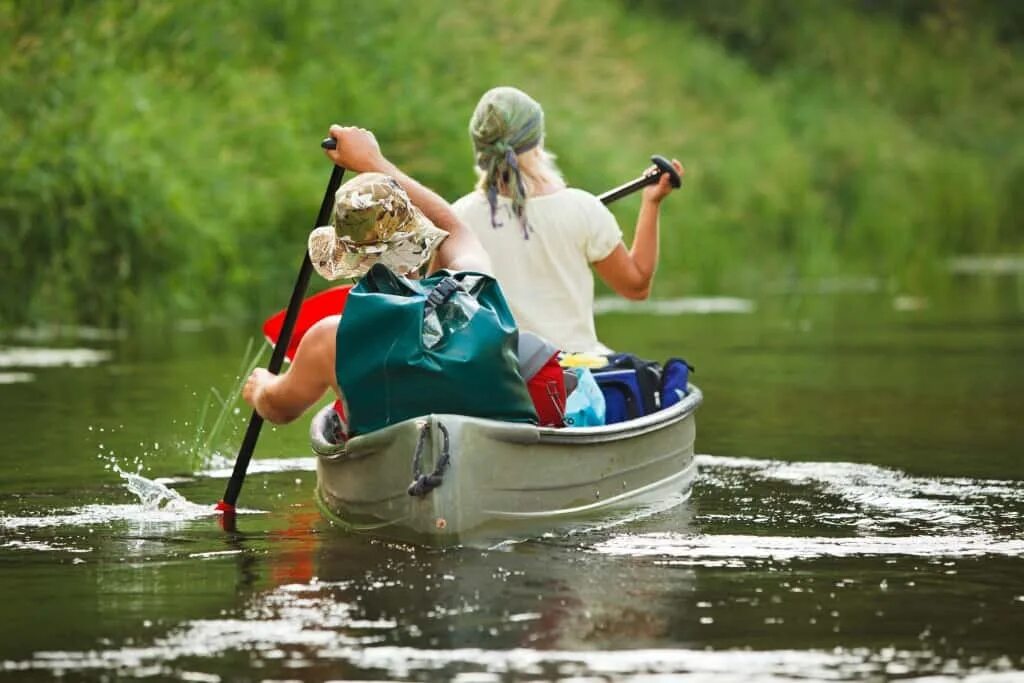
xmin=651 ymin=154 xmax=681 ymax=189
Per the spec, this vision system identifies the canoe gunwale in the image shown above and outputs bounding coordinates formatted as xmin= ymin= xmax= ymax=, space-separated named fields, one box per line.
xmin=531 ymin=384 xmax=702 ymax=445
xmin=312 ymin=384 xmax=703 ymax=458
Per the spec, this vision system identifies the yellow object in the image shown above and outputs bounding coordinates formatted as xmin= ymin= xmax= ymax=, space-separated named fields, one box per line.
xmin=559 ymin=352 xmax=609 ymax=369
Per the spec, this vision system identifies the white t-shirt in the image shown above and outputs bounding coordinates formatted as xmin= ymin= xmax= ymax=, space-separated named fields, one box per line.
xmin=452 ymin=189 xmax=622 ymax=353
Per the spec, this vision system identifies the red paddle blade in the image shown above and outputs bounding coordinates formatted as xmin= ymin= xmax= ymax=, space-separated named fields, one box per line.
xmin=262 ymin=285 xmax=352 ymax=362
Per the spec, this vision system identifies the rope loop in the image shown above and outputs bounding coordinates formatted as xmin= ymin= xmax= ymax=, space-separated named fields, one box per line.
xmin=407 ymin=421 xmax=452 ymax=497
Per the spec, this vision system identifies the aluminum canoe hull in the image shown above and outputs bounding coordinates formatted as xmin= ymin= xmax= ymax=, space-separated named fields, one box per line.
xmin=313 ymin=385 xmax=701 ymax=544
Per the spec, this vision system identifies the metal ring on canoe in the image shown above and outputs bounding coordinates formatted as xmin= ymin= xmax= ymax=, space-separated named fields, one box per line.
xmin=407 ymin=421 xmax=451 ymax=497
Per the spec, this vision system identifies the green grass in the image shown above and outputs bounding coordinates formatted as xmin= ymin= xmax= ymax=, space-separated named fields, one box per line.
xmin=0 ymin=0 xmax=1021 ymax=326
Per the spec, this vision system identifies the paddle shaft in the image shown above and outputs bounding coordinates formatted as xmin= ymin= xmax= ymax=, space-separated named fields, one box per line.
xmin=597 ymin=155 xmax=681 ymax=205
xmin=219 ymin=163 xmax=347 ymax=509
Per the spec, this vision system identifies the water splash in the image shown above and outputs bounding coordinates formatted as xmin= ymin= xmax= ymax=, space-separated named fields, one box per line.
xmin=2 ymin=461 xmax=219 ymax=532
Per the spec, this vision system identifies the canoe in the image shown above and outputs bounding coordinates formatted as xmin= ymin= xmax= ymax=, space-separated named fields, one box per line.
xmin=310 ymin=384 xmax=702 ymax=545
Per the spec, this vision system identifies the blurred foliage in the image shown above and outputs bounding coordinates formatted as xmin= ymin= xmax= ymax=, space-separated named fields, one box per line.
xmin=0 ymin=0 xmax=1021 ymax=326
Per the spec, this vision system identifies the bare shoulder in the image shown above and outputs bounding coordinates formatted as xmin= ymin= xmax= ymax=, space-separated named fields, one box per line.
xmin=304 ymin=316 xmax=341 ymax=350
xmin=292 ymin=315 xmax=340 ymax=371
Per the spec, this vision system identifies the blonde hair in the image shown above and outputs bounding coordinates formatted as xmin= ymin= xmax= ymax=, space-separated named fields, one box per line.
xmin=474 ymin=145 xmax=566 ymax=198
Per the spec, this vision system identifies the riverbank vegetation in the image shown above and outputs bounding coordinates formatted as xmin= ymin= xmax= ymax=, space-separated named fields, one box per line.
xmin=1 ymin=0 xmax=1021 ymax=326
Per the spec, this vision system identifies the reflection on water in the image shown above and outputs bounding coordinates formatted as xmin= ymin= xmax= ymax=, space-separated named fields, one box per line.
xmin=2 ymin=450 xmax=1022 ymax=680
xmin=0 ymin=280 xmax=1022 ymax=680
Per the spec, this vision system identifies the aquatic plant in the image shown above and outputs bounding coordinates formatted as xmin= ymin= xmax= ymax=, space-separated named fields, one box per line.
xmin=188 ymin=337 xmax=265 ymax=470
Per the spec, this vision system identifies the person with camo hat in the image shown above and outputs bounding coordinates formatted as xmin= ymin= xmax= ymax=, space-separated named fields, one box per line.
xmin=242 ymin=126 xmax=492 ymax=425
xmin=452 ymin=86 xmax=684 ymax=354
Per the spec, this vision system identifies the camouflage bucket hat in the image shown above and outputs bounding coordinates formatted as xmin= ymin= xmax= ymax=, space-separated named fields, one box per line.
xmin=308 ymin=173 xmax=448 ymax=280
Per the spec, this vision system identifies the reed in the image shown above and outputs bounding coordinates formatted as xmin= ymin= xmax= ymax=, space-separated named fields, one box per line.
xmin=188 ymin=337 xmax=265 ymax=470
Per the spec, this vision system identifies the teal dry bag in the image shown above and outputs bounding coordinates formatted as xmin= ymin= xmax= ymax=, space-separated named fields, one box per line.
xmin=335 ymin=263 xmax=537 ymax=435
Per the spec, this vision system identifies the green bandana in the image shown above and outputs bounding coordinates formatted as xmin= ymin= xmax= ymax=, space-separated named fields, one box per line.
xmin=469 ymin=87 xmax=544 ymax=239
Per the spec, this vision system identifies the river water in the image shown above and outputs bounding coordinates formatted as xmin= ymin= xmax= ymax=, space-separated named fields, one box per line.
xmin=1 ymin=268 xmax=1022 ymax=681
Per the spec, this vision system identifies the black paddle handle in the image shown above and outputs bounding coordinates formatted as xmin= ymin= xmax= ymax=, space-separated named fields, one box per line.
xmin=220 ymin=162 xmax=346 ymax=509
xmin=598 ymin=155 xmax=680 ymax=205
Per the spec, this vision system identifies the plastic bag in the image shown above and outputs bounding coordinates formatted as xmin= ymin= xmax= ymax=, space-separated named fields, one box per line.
xmin=563 ymin=367 xmax=606 ymax=427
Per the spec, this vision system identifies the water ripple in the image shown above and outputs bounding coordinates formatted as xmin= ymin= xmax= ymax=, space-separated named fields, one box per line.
xmin=697 ymin=455 xmax=1023 ymax=534
xmin=592 ymin=532 xmax=1024 ymax=565
xmin=0 ymin=346 xmax=110 ymax=368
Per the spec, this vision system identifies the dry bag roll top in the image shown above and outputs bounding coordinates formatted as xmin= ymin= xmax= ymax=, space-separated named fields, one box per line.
xmin=335 ymin=263 xmax=537 ymax=435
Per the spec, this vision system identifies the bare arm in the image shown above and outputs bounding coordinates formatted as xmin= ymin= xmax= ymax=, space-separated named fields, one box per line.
xmin=242 ymin=316 xmax=341 ymax=425
xmin=593 ymin=159 xmax=684 ymax=300
xmin=324 ymin=125 xmax=493 ymax=274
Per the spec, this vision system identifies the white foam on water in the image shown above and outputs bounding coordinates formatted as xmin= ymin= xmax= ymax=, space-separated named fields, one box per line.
xmin=591 ymin=455 xmax=1024 ymax=565
xmin=0 ymin=539 xmax=92 ymax=554
xmin=0 ymin=346 xmax=110 ymax=368
xmin=767 ymin=276 xmax=883 ymax=296
xmin=8 ymin=325 xmax=125 ymax=343
xmin=697 ymin=454 xmax=1024 ymax=533
xmin=893 ymin=295 xmax=929 ymax=312
xmin=948 ymin=254 xmax=1024 ymax=275
xmin=594 ymin=296 xmax=755 ymax=316
xmin=0 ymin=372 xmax=34 ymax=384
xmin=196 ymin=455 xmax=317 ymax=479
xmin=592 ymin=532 xmax=1024 ymax=564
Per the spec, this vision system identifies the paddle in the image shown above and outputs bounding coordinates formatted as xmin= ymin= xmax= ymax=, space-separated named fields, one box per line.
xmin=597 ymin=154 xmax=681 ymax=204
xmin=216 ymin=152 xmax=347 ymax=521
xmin=261 ymin=152 xmax=681 ymax=359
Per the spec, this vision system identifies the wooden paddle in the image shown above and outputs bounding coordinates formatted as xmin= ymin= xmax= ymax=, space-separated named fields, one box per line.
xmin=260 ymin=154 xmax=681 ymax=358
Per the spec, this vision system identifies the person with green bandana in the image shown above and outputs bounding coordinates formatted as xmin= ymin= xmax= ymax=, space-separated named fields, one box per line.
xmin=452 ymin=86 xmax=684 ymax=354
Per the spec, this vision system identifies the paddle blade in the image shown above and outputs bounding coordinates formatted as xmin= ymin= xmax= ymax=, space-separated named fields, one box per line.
xmin=262 ymin=285 xmax=352 ymax=362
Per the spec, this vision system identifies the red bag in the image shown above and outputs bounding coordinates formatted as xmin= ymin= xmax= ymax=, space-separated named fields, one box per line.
xmin=526 ymin=351 xmax=566 ymax=427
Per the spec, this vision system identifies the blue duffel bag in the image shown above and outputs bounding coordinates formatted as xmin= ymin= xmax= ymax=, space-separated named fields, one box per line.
xmin=591 ymin=354 xmax=693 ymax=424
